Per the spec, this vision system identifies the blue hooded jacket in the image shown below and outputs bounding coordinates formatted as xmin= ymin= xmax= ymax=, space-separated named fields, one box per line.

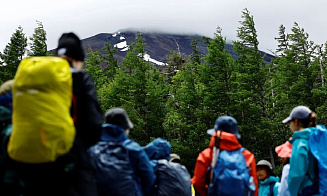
xmin=0 ymin=91 xmax=12 ymax=111
xmin=288 ymin=127 xmax=318 ymax=196
xmin=143 ymin=138 xmax=192 ymax=196
xmin=144 ymin=137 xmax=171 ymax=165
xmin=95 ymin=124 xmax=156 ymax=196
xmin=258 ymin=176 xmax=280 ymax=196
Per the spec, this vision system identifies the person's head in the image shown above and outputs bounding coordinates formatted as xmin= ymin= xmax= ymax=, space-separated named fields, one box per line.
xmin=0 ymin=80 xmax=14 ymax=96
xmin=0 ymin=80 xmax=14 ymax=111
xmin=104 ymin=108 xmax=133 ymax=135
xmin=282 ymin=106 xmax=316 ymax=132
xmin=256 ymin=160 xmax=275 ymax=181
xmin=55 ymin=32 xmax=85 ymax=70
xmin=207 ymin=116 xmax=241 ymax=139
xmin=275 ymin=140 xmax=292 ymax=166
xmin=144 ymin=138 xmax=171 ymax=161
xmin=169 ymin=153 xmax=181 ymax=164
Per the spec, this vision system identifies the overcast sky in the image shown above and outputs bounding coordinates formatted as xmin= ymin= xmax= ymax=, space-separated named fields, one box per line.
xmin=1 ymin=0 xmax=326 ymax=54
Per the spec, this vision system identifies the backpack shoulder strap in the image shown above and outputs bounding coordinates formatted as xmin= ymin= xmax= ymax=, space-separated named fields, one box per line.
xmin=269 ymin=181 xmax=276 ymax=196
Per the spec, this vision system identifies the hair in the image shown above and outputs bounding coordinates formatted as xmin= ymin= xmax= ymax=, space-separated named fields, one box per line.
xmin=257 ymin=165 xmax=276 ymax=177
xmin=299 ymin=112 xmax=317 ymax=128
xmin=284 ymin=157 xmax=290 ymax=166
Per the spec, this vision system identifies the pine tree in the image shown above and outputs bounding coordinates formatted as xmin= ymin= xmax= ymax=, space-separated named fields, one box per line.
xmin=102 ymin=42 xmax=119 ymax=80
xmin=0 ymin=26 xmax=27 ymax=81
xmin=28 ymin=21 xmax=48 ymax=56
xmin=163 ymin=50 xmax=186 ymax=83
xmin=232 ymin=8 xmax=275 ymax=165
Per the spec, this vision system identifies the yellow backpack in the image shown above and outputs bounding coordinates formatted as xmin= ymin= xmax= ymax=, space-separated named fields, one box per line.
xmin=8 ymin=56 xmax=75 ymax=163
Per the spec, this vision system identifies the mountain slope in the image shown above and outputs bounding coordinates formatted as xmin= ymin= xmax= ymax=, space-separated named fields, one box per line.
xmin=80 ymin=30 xmax=275 ymax=67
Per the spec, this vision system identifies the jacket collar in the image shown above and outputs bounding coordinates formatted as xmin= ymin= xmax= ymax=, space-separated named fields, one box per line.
xmin=289 ymin=127 xmax=315 ymax=144
xmin=101 ymin=123 xmax=127 ymax=142
xmin=259 ymin=176 xmax=280 ymax=185
xmin=209 ymin=131 xmax=242 ymax=151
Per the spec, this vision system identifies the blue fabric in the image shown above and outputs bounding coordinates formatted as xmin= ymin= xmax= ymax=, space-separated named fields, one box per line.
xmin=289 ymin=127 xmax=318 ymax=196
xmin=309 ymin=125 xmax=327 ymax=195
xmin=93 ymin=123 xmax=156 ymax=196
xmin=143 ymin=138 xmax=191 ymax=196
xmin=0 ymin=106 xmax=11 ymax=122
xmin=208 ymin=148 xmax=255 ymax=196
xmin=0 ymin=91 xmax=12 ymax=111
xmin=144 ymin=138 xmax=171 ymax=161
xmin=258 ymin=176 xmax=280 ymax=196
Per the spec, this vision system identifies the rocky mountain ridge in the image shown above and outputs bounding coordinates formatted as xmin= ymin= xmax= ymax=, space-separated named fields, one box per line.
xmin=80 ymin=30 xmax=275 ymax=67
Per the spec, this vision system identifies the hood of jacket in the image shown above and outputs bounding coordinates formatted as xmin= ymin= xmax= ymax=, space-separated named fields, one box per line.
xmin=259 ymin=176 xmax=280 ymax=186
xmin=289 ymin=127 xmax=315 ymax=144
xmin=144 ymin=137 xmax=171 ymax=161
xmin=100 ymin=123 xmax=127 ymax=142
xmin=209 ymin=131 xmax=242 ymax=150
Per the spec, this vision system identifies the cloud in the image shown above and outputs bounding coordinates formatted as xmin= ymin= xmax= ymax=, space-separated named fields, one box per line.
xmin=1 ymin=0 xmax=327 ymax=54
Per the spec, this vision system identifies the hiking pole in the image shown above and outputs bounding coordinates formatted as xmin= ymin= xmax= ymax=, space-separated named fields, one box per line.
xmin=210 ymin=130 xmax=222 ymax=185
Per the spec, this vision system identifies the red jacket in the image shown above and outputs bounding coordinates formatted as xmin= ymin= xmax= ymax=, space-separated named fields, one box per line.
xmin=191 ymin=131 xmax=258 ymax=196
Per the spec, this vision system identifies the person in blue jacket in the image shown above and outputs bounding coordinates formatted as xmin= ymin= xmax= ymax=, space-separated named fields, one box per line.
xmin=90 ymin=107 xmax=156 ymax=196
xmin=144 ymin=137 xmax=171 ymax=166
xmin=257 ymin=160 xmax=280 ymax=196
xmin=282 ymin=106 xmax=318 ymax=196
xmin=143 ymin=138 xmax=192 ymax=196
xmin=0 ymin=80 xmax=13 ymax=111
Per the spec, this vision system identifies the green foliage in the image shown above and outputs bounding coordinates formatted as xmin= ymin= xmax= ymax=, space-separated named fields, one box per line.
xmin=28 ymin=21 xmax=48 ymax=56
xmin=4 ymin=10 xmax=327 ymax=176
xmin=0 ymin=26 xmax=27 ymax=81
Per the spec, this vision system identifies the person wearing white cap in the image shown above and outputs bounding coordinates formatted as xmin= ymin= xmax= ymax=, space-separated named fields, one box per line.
xmin=282 ymin=106 xmax=318 ymax=196
xmin=256 ymin=160 xmax=280 ymax=196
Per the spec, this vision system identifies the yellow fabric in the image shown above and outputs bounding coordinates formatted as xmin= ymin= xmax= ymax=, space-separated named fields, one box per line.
xmin=191 ymin=184 xmax=195 ymax=196
xmin=8 ymin=57 xmax=75 ymax=163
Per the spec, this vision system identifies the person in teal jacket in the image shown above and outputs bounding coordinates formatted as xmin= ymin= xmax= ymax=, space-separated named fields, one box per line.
xmin=282 ymin=106 xmax=318 ymax=196
xmin=257 ymin=160 xmax=280 ymax=196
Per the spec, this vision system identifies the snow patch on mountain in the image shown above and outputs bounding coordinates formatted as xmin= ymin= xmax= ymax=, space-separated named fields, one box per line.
xmin=114 ymin=41 xmax=127 ymax=49
xmin=143 ymin=54 xmax=166 ymax=66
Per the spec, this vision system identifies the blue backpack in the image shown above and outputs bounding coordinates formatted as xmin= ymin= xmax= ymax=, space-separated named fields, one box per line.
xmin=207 ymin=147 xmax=255 ymax=196
xmin=308 ymin=124 xmax=327 ymax=195
xmin=88 ymin=140 xmax=137 ymax=196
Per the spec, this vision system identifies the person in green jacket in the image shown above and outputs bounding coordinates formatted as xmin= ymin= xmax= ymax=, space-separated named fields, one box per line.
xmin=282 ymin=106 xmax=318 ymax=196
xmin=257 ymin=160 xmax=280 ymax=196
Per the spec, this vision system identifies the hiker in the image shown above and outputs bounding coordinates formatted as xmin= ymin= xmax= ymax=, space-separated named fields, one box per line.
xmin=144 ymin=138 xmax=192 ymax=196
xmin=191 ymin=116 xmax=258 ymax=196
xmin=282 ymin=105 xmax=318 ymax=196
xmin=7 ymin=32 xmax=103 ymax=196
xmin=88 ymin=107 xmax=155 ymax=196
xmin=0 ymin=80 xmax=13 ymax=111
xmin=169 ymin=153 xmax=196 ymax=196
xmin=0 ymin=80 xmax=13 ymax=192
xmin=256 ymin=160 xmax=280 ymax=196
xmin=275 ymin=140 xmax=292 ymax=196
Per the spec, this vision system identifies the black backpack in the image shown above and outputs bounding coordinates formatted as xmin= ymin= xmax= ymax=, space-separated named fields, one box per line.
xmin=88 ymin=140 xmax=137 ymax=196
xmin=155 ymin=159 xmax=192 ymax=196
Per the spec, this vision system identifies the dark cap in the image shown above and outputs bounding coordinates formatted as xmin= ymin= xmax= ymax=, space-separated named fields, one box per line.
xmin=282 ymin=106 xmax=312 ymax=123
xmin=56 ymin=32 xmax=85 ymax=61
xmin=207 ymin=116 xmax=241 ymax=139
xmin=105 ymin=108 xmax=133 ymax=130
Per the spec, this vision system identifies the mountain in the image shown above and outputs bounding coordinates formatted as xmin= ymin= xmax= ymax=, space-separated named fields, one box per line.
xmin=80 ymin=30 xmax=275 ymax=67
